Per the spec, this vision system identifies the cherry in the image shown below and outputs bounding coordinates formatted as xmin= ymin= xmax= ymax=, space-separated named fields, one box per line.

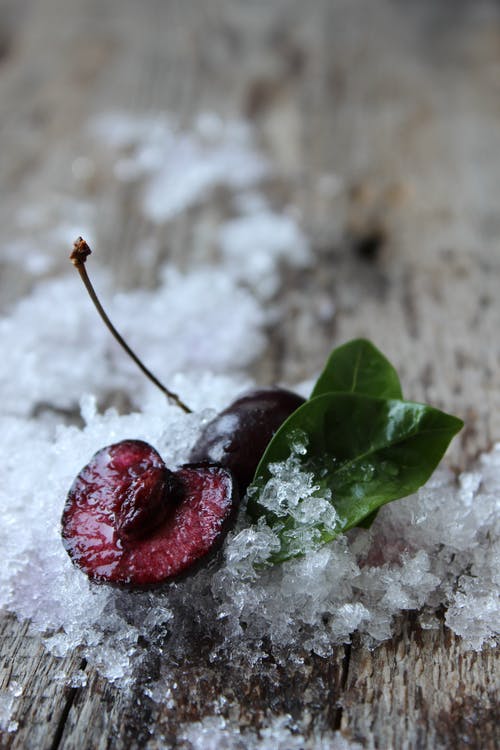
xmin=62 ymin=440 xmax=238 ymax=586
xmin=189 ymin=388 xmax=305 ymax=494
xmin=70 ymin=238 xmax=305 ymax=496
xmin=65 ymin=239 xmax=305 ymax=585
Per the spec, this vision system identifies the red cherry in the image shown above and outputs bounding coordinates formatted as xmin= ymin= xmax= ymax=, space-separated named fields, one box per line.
xmin=62 ymin=440 xmax=238 ymax=586
xmin=69 ymin=241 xmax=305 ymax=497
xmin=189 ymin=388 xmax=306 ymax=494
xmin=65 ymin=240 xmax=305 ymax=584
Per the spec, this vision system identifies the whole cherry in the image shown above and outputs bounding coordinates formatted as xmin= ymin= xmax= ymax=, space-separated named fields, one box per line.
xmin=189 ymin=388 xmax=305 ymax=494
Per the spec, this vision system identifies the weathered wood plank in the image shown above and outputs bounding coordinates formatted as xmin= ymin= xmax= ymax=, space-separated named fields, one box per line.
xmin=343 ymin=616 xmax=499 ymax=749
xmin=0 ymin=613 xmax=86 ymax=748
xmin=0 ymin=1 xmax=499 ymax=748
xmin=55 ymin=648 xmax=348 ymax=750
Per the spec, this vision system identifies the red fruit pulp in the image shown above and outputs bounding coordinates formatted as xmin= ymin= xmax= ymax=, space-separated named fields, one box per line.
xmin=62 ymin=440 xmax=237 ymax=586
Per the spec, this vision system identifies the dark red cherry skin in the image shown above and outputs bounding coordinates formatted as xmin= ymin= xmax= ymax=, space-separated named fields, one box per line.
xmin=189 ymin=388 xmax=306 ymax=495
xmin=61 ymin=440 xmax=238 ymax=587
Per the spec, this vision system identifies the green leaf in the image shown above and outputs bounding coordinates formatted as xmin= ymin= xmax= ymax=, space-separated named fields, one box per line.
xmin=247 ymin=393 xmax=463 ymax=564
xmin=311 ymin=339 xmax=403 ymax=400
xmin=310 ymin=339 xmax=403 ymax=530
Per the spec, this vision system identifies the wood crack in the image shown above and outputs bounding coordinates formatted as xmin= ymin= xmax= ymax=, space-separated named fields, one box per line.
xmin=48 ymin=658 xmax=87 ymax=750
xmin=332 ymin=642 xmax=351 ymax=731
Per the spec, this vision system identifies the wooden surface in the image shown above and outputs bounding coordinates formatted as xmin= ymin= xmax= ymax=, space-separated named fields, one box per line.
xmin=0 ymin=1 xmax=499 ymax=748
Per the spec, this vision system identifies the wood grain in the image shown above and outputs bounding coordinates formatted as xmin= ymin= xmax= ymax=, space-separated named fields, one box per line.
xmin=0 ymin=1 xmax=499 ymax=748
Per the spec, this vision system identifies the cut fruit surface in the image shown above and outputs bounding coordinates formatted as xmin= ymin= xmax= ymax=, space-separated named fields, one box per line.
xmin=62 ymin=440 xmax=238 ymax=586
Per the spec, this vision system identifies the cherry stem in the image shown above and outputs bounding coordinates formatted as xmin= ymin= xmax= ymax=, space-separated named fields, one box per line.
xmin=70 ymin=237 xmax=192 ymax=414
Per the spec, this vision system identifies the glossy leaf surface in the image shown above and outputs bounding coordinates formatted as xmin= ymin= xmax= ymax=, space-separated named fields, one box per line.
xmin=311 ymin=339 xmax=403 ymax=400
xmin=310 ymin=338 xmax=403 ymax=530
xmin=248 ymin=393 xmax=463 ymax=563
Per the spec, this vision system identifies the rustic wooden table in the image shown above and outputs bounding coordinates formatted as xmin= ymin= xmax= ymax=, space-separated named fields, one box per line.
xmin=0 ymin=1 xmax=498 ymax=748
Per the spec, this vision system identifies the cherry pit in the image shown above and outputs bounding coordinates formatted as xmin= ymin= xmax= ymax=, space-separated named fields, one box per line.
xmin=62 ymin=239 xmax=304 ymax=587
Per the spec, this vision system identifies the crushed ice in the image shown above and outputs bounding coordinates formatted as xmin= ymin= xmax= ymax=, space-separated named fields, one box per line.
xmin=251 ymin=441 xmax=342 ymax=559
xmin=90 ymin=113 xmax=270 ymax=222
xmin=0 ymin=111 xmax=309 ymax=417
xmin=1 ymin=393 xmax=498 ymax=688
xmin=177 ymin=714 xmax=364 ymax=750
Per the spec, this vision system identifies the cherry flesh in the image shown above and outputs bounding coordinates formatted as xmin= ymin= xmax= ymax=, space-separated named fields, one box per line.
xmin=189 ymin=388 xmax=306 ymax=495
xmin=62 ymin=440 xmax=238 ymax=586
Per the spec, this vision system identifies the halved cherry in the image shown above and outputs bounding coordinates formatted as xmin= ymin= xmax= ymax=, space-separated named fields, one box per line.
xmin=62 ymin=440 xmax=238 ymax=586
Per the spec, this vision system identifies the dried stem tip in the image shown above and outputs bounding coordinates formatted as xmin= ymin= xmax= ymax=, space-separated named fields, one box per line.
xmin=70 ymin=237 xmax=92 ymax=266
xmin=69 ymin=237 xmax=192 ymax=414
